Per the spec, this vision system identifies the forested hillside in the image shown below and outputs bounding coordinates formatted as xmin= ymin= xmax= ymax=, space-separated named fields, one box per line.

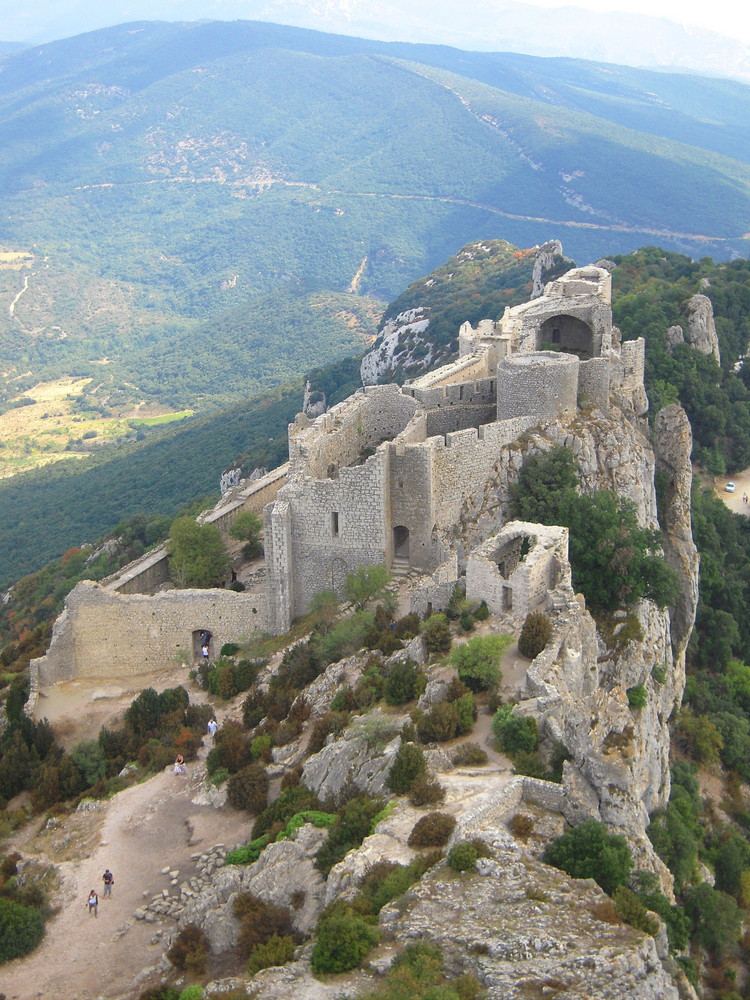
xmin=2 ymin=19 xmax=750 ymax=418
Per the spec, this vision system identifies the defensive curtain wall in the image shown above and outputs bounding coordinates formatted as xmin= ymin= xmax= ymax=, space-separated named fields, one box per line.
xmin=31 ymin=265 xmax=647 ymax=690
xmin=28 ymin=465 xmax=288 ymax=700
xmin=265 ymin=266 xmax=646 ymax=634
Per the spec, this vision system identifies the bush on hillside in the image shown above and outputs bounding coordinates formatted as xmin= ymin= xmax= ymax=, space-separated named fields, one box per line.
xmin=407 ymin=812 xmax=456 ymax=847
xmin=518 ymin=611 xmax=553 ymax=659
xmin=447 ymin=842 xmax=478 ymax=872
xmin=422 ymin=613 xmax=452 ymax=655
xmin=492 ymin=706 xmax=538 ymax=754
xmin=449 ymin=634 xmax=510 ymax=691
xmin=166 ymin=924 xmax=209 ymax=974
xmin=0 ymin=897 xmax=45 ymax=963
xmin=247 ymin=933 xmax=297 ymax=975
xmin=227 ymin=762 xmax=269 ymax=814
xmin=386 ymin=743 xmax=426 ymax=794
xmin=543 ymin=819 xmax=632 ymax=895
xmin=311 ymin=909 xmax=379 ymax=974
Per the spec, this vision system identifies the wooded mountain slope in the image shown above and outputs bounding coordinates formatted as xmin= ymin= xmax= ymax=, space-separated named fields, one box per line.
xmin=1 ymin=20 xmax=750 ymax=415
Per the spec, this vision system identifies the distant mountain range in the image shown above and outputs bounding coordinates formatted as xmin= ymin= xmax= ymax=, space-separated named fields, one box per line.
xmin=1 ymin=19 xmax=750 ymax=420
xmin=4 ymin=0 xmax=750 ymax=83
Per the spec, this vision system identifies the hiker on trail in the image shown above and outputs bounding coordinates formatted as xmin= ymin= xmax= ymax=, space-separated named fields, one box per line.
xmin=102 ymin=869 xmax=114 ymax=898
xmin=201 ymin=643 xmax=210 ymax=665
xmin=174 ymin=753 xmax=186 ymax=776
xmin=87 ymin=890 xmax=99 ymax=917
xmin=207 ymin=718 xmax=218 ymax=739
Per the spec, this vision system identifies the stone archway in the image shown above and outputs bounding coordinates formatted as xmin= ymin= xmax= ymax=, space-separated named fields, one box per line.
xmin=540 ymin=314 xmax=595 ymax=358
xmin=393 ymin=525 xmax=410 ymax=561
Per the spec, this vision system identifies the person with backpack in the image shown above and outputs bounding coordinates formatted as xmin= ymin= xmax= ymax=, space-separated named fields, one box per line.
xmin=102 ymin=869 xmax=114 ymax=898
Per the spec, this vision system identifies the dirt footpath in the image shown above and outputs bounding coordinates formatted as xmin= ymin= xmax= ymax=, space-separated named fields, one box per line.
xmin=2 ymin=761 xmax=254 ymax=1000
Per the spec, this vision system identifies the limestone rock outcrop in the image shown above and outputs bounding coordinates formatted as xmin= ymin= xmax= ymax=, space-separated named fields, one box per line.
xmin=684 ymin=292 xmax=720 ymax=363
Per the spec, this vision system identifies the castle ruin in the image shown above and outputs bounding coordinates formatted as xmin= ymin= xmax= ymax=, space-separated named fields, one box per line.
xmin=31 ymin=265 xmax=648 ymax=688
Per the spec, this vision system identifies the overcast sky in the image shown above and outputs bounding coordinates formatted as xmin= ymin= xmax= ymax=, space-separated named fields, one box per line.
xmin=529 ymin=0 xmax=750 ymax=43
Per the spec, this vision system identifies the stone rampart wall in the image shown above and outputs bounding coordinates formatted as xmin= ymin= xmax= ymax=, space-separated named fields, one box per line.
xmin=388 ymin=445 xmax=438 ymax=571
xmin=282 ymin=451 xmax=389 ymax=620
xmin=406 ymin=352 xmax=491 ymax=389
xmin=288 ymin=386 xmax=417 ymax=480
xmin=104 ymin=547 xmax=171 ymax=596
xmin=466 ymin=523 xmax=569 ymax=618
xmin=577 ymin=357 xmax=610 ymax=412
xmin=497 ymin=353 xmax=579 ymax=422
xmin=204 ymin=463 xmax=289 ymax=539
xmin=451 ymin=775 xmax=567 ymax=843
xmin=31 ymin=581 xmax=266 ymax=687
xmin=429 ymin=417 xmax=536 ymax=531
xmin=264 ymin=500 xmax=293 ymax=636
xmin=620 ymin=338 xmax=646 ymax=390
xmin=409 ymin=555 xmax=460 ymax=618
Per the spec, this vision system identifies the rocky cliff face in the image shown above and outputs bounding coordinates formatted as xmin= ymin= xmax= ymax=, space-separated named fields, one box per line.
xmin=447 ymin=396 xmax=697 ymax=886
xmin=665 ymin=293 xmax=721 ymax=364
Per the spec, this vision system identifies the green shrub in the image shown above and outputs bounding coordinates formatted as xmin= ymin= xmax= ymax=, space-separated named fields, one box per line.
xmin=307 ymin=711 xmax=350 ymax=755
xmin=387 ymin=743 xmax=426 ymax=794
xmin=178 ymin=987 xmax=204 ymax=1000
xmin=311 ymin=910 xmax=379 ymax=974
xmin=225 ymin=835 xmax=270 ymax=866
xmin=252 ymin=783 xmax=323 ymax=840
xmin=626 ymin=685 xmax=648 ymax=709
xmin=447 ymin=842 xmax=478 ymax=872
xmin=508 ymin=814 xmax=535 ymax=840
xmin=233 ymin=893 xmax=296 ymax=957
xmin=221 ymin=643 xmax=241 ymax=657
xmin=651 ymin=664 xmax=667 ymax=684
xmin=451 ymin=742 xmax=488 ymax=766
xmin=383 ymin=659 xmax=423 ymax=706
xmin=474 ymin=600 xmax=489 ymax=622
xmin=166 ymin=924 xmax=209 ymax=974
xmin=518 ymin=611 xmax=553 ymax=659
xmin=684 ymin=883 xmax=742 ymax=958
xmin=227 ymin=763 xmax=269 ymax=814
xmin=247 ymin=933 xmax=297 ymax=975
xmin=492 ymin=706 xmax=538 ymax=754
xmin=613 ymin=885 xmax=659 ymax=936
xmin=316 ymin=795 xmax=385 ymax=875
xmin=415 ymin=701 xmax=460 ymax=743
xmin=543 ymin=819 xmax=632 ymax=895
xmin=408 ymin=776 xmax=446 ymax=807
xmin=449 ymin=634 xmax=511 ymax=691
xmin=0 ymin=897 xmax=45 ymax=962
xmin=407 ymin=812 xmax=456 ymax=847
xmin=459 ymin=611 xmax=475 ymax=633
xmin=422 ymin=614 xmax=452 ymax=655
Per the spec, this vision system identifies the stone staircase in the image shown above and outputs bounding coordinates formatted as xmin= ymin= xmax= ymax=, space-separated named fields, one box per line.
xmin=391 ymin=555 xmax=410 ymax=577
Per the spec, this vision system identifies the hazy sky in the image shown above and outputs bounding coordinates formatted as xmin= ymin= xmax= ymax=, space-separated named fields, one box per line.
xmin=530 ymin=0 xmax=750 ymax=44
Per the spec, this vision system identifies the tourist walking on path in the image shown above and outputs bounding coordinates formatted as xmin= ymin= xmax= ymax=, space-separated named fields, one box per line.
xmin=174 ymin=753 xmax=187 ymax=776
xmin=102 ymin=869 xmax=114 ymax=898
xmin=87 ymin=890 xmax=99 ymax=917
xmin=207 ymin=718 xmax=218 ymax=739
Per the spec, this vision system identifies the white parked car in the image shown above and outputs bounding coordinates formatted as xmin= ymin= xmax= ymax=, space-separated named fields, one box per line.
xmin=725 ymin=482 xmax=737 ymax=492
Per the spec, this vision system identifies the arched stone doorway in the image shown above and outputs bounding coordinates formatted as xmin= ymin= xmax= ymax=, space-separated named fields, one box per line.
xmin=393 ymin=525 xmax=410 ymax=561
xmin=193 ymin=628 xmax=213 ymax=663
xmin=540 ymin=315 xmax=594 ymax=358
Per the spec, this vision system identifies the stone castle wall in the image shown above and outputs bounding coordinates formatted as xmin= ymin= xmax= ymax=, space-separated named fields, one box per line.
xmin=288 ymin=385 xmax=417 ymax=480
xmin=32 ymin=581 xmax=266 ymax=687
xmin=497 ymin=352 xmax=579 ymax=422
xmin=204 ymin=463 xmax=289 ymax=541
xmin=465 ymin=522 xmax=569 ymax=617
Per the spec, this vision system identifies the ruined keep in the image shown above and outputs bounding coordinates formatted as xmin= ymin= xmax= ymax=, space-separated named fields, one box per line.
xmin=265 ymin=265 xmax=646 ymax=633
